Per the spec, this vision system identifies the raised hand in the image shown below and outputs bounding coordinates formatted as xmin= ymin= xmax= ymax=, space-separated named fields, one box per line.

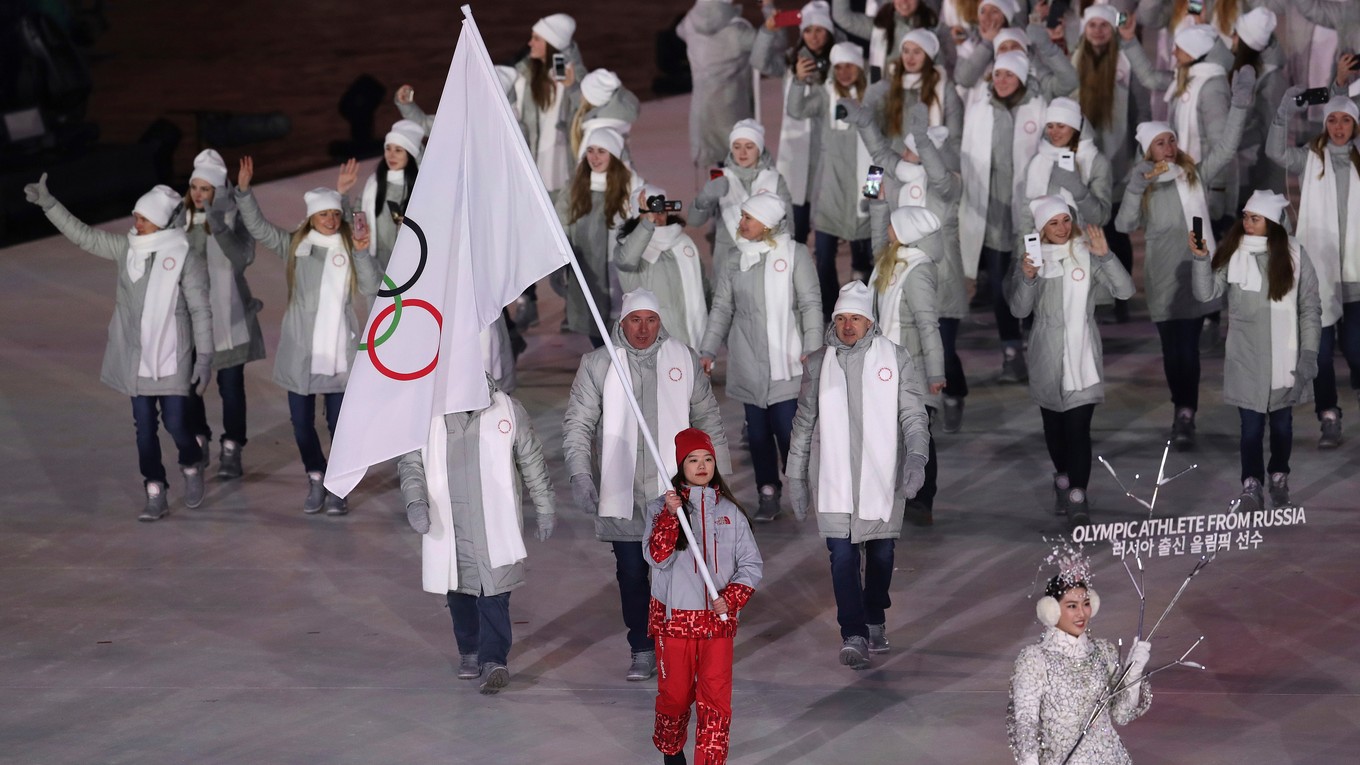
xmin=1086 ymin=224 xmax=1109 ymax=256
xmin=1186 ymin=230 xmax=1209 ymax=258
xmin=1230 ymin=66 xmax=1257 ymax=109
xmin=336 ymin=158 xmax=359 ymax=196
xmin=396 ymin=84 xmax=415 ymax=104
xmin=236 ymin=156 xmax=254 ymax=191
xmin=1118 ymin=11 xmax=1138 ymax=41
xmin=23 ymin=172 xmax=55 ymax=210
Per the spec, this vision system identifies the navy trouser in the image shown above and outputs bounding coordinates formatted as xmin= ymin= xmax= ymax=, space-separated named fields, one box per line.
xmin=186 ymin=364 xmax=248 ymax=445
xmin=447 ymin=591 xmax=512 ymax=666
xmin=1239 ymin=408 xmax=1292 ymax=483
xmin=1315 ymin=324 xmax=1339 ymax=415
xmin=984 ymin=246 xmax=1022 ymax=343
xmin=1040 ymin=404 xmax=1096 ymax=490
xmin=287 ymin=391 xmax=343 ymax=474
xmin=813 ymin=232 xmax=872 ymax=322
xmin=745 ymin=399 xmax=798 ymax=489
xmin=917 ymin=409 xmax=938 ymax=510
xmin=791 ymin=202 xmax=811 ymax=245
xmin=826 ymin=537 xmax=895 ymax=640
xmin=938 ymin=317 xmax=968 ymax=399
xmin=1155 ymin=317 xmax=1204 ymax=411
xmin=132 ymin=395 xmax=203 ymax=486
xmin=612 ymin=541 xmax=653 ymax=652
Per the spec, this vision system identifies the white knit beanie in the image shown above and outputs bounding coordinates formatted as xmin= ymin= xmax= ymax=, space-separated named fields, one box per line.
xmin=902 ymin=29 xmax=940 ymax=61
xmin=1082 ymin=4 xmax=1119 ymax=32
xmin=1045 ymin=97 xmax=1085 ymax=132
xmin=581 ymin=69 xmax=622 ymax=106
xmin=1243 ymin=190 xmax=1289 ymax=224
xmin=800 ymin=1 xmax=833 ymax=32
xmin=304 ymin=187 xmax=344 ymax=218
xmin=830 ymin=41 xmax=865 ymax=70
xmin=741 ymin=191 xmax=787 ymax=228
xmin=889 ymin=206 xmax=941 ymax=246
xmin=994 ymin=28 xmax=1028 ymax=53
xmin=993 ymin=51 xmax=1030 ymax=83
xmin=1135 ymin=121 xmax=1174 ymax=154
xmin=729 ymin=118 xmax=766 ymax=152
xmin=1325 ymin=95 xmax=1360 ymax=123
xmin=1030 ymin=195 xmax=1070 ymax=230
xmin=583 ymin=127 xmax=625 ymax=160
xmin=384 ymin=119 xmax=425 ymax=163
xmin=133 ymin=185 xmax=183 ymax=228
xmin=980 ymin=0 xmax=1020 ymax=20
xmin=1175 ymin=24 xmax=1218 ymax=60
xmin=190 ymin=149 xmax=228 ymax=188
xmin=532 ymin=13 xmax=575 ymax=51
xmin=1234 ymin=8 xmax=1277 ymax=53
xmin=832 ymin=281 xmax=875 ymax=321
xmin=620 ymin=288 xmax=662 ymax=318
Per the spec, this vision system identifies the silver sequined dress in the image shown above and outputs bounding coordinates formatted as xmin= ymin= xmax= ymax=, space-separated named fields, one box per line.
xmin=1007 ymin=628 xmax=1152 ymax=765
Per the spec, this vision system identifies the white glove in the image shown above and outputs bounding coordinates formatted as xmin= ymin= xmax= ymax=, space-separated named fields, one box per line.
xmin=1127 ymin=639 xmax=1152 ymax=677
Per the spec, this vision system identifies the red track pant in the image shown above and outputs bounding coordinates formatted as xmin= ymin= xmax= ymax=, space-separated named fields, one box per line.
xmin=652 ymin=634 xmax=734 ymax=765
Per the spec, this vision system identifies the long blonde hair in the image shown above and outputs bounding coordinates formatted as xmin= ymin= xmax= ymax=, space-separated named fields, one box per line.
xmin=569 ymin=99 xmax=592 ymax=158
xmin=872 ymin=241 xmax=899 ymax=294
xmin=286 ymin=218 xmax=357 ymax=302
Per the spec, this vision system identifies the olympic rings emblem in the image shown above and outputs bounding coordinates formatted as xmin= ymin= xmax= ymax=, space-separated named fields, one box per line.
xmin=379 ymin=218 xmax=428 ymax=298
xmin=358 ymin=215 xmax=444 ymax=381
xmin=878 ymin=367 xmax=894 ymax=382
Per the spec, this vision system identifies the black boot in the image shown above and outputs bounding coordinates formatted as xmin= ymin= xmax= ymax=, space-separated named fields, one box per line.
xmin=663 ymin=752 xmax=687 ymax=765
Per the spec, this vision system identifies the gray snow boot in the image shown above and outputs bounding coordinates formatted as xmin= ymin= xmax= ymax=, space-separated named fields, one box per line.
xmin=1052 ymin=473 xmax=1070 ymax=516
xmin=1318 ymin=410 xmax=1342 ymax=450
xmin=218 ymin=439 xmax=243 ymax=480
xmin=182 ymin=466 xmax=205 ymax=509
xmin=1233 ymin=478 xmax=1264 ymax=514
xmin=138 ymin=482 xmax=169 ymax=522
xmin=1066 ymin=489 xmax=1090 ymax=527
xmin=942 ymin=396 xmax=963 ymax=433
xmin=457 ymin=654 xmax=481 ymax=679
xmin=867 ymin=624 xmax=890 ymax=654
xmin=839 ymin=635 xmax=871 ymax=670
xmin=754 ymin=485 xmax=781 ymax=522
xmin=303 ymin=472 xmax=326 ymax=514
xmin=1171 ymin=408 xmax=1196 ymax=451
xmin=1268 ymin=473 xmax=1290 ymax=508
xmin=324 ymin=491 xmax=349 ymax=516
xmin=999 ymin=347 xmax=1028 ymax=383
xmin=479 ymin=663 xmax=509 ymax=695
xmin=627 ymin=650 xmax=657 ymax=681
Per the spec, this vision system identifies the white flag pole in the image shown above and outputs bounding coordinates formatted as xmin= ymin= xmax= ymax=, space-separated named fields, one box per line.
xmin=461 ymin=5 xmax=728 ymax=618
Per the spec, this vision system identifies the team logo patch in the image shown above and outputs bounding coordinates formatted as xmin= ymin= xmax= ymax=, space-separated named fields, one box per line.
xmin=774 ymin=258 xmax=789 ymax=272
xmin=878 ymin=367 xmax=894 ymax=382
xmin=668 ymin=367 xmax=684 ymax=382
xmin=1024 ymin=120 xmax=1038 ymax=134
xmin=498 ymin=418 xmax=512 ymax=434
xmin=683 ymin=245 xmax=697 ymax=258
xmin=161 ymin=257 xmax=176 ymax=270
xmin=331 ymin=253 xmax=347 ymax=267
xmin=1071 ymin=267 xmax=1086 ymax=282
xmin=715 ymin=516 xmax=731 ymax=525
xmin=908 ymin=185 xmax=924 ymax=200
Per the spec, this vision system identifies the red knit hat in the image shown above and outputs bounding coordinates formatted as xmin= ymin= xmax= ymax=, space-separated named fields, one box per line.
xmin=674 ymin=427 xmax=715 ymax=467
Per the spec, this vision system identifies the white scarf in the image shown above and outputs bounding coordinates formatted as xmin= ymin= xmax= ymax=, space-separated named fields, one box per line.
xmin=826 ymin=82 xmax=874 ymax=219
xmin=1153 ymin=165 xmax=1216 ymax=253
xmin=1166 ymin=62 xmax=1225 ymax=163
xmin=1228 ymin=236 xmax=1299 ymax=389
xmin=737 ymin=234 xmax=803 ymax=382
xmin=959 ymin=92 xmax=1047 ymax=277
xmin=298 ymin=230 xmax=352 ymax=376
xmin=1025 ymin=138 xmax=1099 ymax=216
xmin=420 ymin=396 xmax=528 ymax=594
xmin=598 ymin=338 xmax=694 ymax=519
xmin=895 ymin=159 xmax=928 ymax=207
xmin=589 ymin=170 xmax=608 ymax=192
xmin=817 ymin=336 xmax=899 ymax=521
xmin=901 ymin=68 xmax=946 ymax=126
xmin=1038 ymin=239 xmax=1100 ymax=392
xmin=188 ymin=209 xmax=249 ymax=352
xmin=872 ymin=246 xmax=931 ymax=342
xmin=719 ymin=166 xmax=781 ymax=244
xmin=776 ymin=71 xmax=815 ymax=205
xmin=644 ymin=224 xmax=708 ymax=345
xmin=1297 ymin=147 xmax=1360 ymax=326
xmin=128 ymin=227 xmax=190 ymax=380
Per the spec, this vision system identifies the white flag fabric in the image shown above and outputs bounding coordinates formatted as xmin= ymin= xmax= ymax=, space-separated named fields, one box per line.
xmin=325 ymin=8 xmax=569 ymax=497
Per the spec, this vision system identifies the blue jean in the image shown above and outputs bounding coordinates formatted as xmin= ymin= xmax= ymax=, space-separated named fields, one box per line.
xmin=938 ymin=317 xmax=968 ymax=399
xmin=447 ymin=591 xmax=512 ymax=666
xmin=612 ymin=541 xmax=653 ymax=652
xmin=287 ymin=391 xmax=344 ymax=474
xmin=917 ymin=410 xmax=938 ymax=510
xmin=1340 ymin=301 xmax=1360 ymax=390
xmin=1104 ymin=203 xmax=1135 ymax=313
xmin=1155 ymin=317 xmax=1204 ymax=411
xmin=826 ymin=537 xmax=895 ymax=639
xmin=131 ymin=395 xmax=202 ymax=486
xmin=1239 ymin=408 xmax=1292 ymax=483
xmin=186 ymin=364 xmax=249 ymax=445
xmin=791 ymin=202 xmax=811 ymax=246
xmin=984 ymin=246 xmax=1022 ymax=343
xmin=1040 ymin=404 xmax=1096 ymax=490
xmin=813 ymin=231 xmax=872 ymax=322
xmin=1315 ymin=324 xmax=1339 ymax=415
xmin=744 ymin=399 xmax=798 ymax=489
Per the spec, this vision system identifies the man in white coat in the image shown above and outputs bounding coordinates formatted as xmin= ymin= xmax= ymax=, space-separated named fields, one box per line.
xmin=563 ymin=289 xmax=731 ymax=681
xmin=786 ymin=281 xmax=931 ymax=671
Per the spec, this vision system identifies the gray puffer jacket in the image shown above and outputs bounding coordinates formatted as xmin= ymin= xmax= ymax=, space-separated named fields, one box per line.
xmin=43 ymin=201 xmax=212 ymax=397
xmin=643 ymin=486 xmax=762 ymax=616
xmin=563 ymin=323 xmax=730 ymax=543
xmin=678 ymin=0 xmax=756 ymax=167
xmin=184 ymin=202 xmax=265 ymax=371
xmin=786 ymin=323 xmax=931 ymax=542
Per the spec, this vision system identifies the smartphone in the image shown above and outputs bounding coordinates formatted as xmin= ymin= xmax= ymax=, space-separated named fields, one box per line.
xmin=1058 ymin=150 xmax=1076 ymax=172
xmin=1192 ymin=216 xmax=1204 ymax=250
xmin=353 ymin=210 xmax=369 ymax=241
xmin=1046 ymin=0 xmax=1071 ymax=29
xmin=1187 ymin=1 xmax=1204 ymax=16
xmin=1024 ymin=232 xmax=1044 ymax=270
xmin=1117 ymin=12 xmax=1128 ymax=28
xmin=709 ymin=167 xmax=725 ymax=181
xmin=771 ymin=9 xmax=802 ymax=28
xmin=551 ymin=53 xmax=567 ymax=81
xmin=835 ymin=104 xmax=848 ymax=121
xmin=1295 ymin=86 xmax=1332 ymax=106
xmin=862 ymin=165 xmax=884 ymax=199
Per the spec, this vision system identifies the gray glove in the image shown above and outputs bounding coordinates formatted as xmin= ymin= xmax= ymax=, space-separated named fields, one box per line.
xmin=570 ymin=473 xmax=599 ymax=514
xmin=696 ymin=176 xmax=728 ymax=209
xmin=24 ymin=172 xmax=56 ymax=210
xmin=1230 ymin=66 xmax=1257 ymax=109
xmin=1279 ymin=86 xmax=1307 ymax=116
xmin=1126 ymin=160 xmax=1156 ymax=195
xmin=1051 ymin=166 xmax=1085 ymax=194
xmin=837 ymin=97 xmax=874 ymax=128
xmin=536 ymin=512 xmax=555 ymax=541
xmin=787 ymin=477 xmax=810 ymax=521
xmin=1291 ymin=352 xmax=1320 ymax=400
xmin=905 ymin=103 xmax=930 ymax=141
xmin=191 ymin=354 xmax=213 ymax=396
xmin=1025 ymin=22 xmax=1050 ymax=49
xmin=406 ymin=500 xmax=431 ymax=534
xmin=900 ymin=453 xmax=928 ymax=499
